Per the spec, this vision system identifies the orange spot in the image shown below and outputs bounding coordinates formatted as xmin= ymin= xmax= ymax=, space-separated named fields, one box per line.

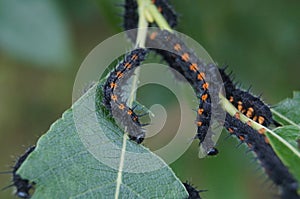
xmin=237 ymin=101 xmax=243 ymax=111
xmin=127 ymin=109 xmax=133 ymax=115
xmin=132 ymin=54 xmax=138 ymax=61
xmin=264 ymin=137 xmax=270 ymax=144
xmin=238 ymin=104 xmax=243 ymax=111
xmin=228 ymin=128 xmax=234 ymax=133
xmin=202 ymin=82 xmax=209 ymax=90
xmin=189 ymin=63 xmax=198 ymax=72
xmin=258 ymin=116 xmax=265 ymax=125
xmin=253 ymin=116 xmax=257 ymax=121
xmin=181 ymin=53 xmax=190 ymax=62
xmin=116 ymin=71 xmax=123 ymax=79
xmin=246 ymin=108 xmax=254 ymax=118
xmin=118 ymin=104 xmax=125 ymax=110
xmin=111 ymin=95 xmax=118 ymax=102
xmin=198 ymin=108 xmax=204 ymax=115
xmin=197 ymin=121 xmax=203 ymax=126
xmin=241 ymin=109 xmax=246 ymax=113
xmin=124 ymin=62 xmax=132 ymax=69
xmin=247 ymin=143 xmax=252 ymax=148
xmin=133 ymin=116 xmax=138 ymax=121
xmin=151 ymin=0 xmax=155 ymax=3
xmin=201 ymin=94 xmax=208 ymax=102
xmin=258 ymin=128 xmax=266 ymax=135
xmin=174 ymin=43 xmax=182 ymax=51
xmin=239 ymin=135 xmax=245 ymax=141
xmin=229 ymin=96 xmax=234 ymax=103
xmin=234 ymin=112 xmax=240 ymax=120
xmin=197 ymin=73 xmax=205 ymax=81
xmin=110 ymin=82 xmax=117 ymax=89
xmin=150 ymin=32 xmax=157 ymax=40
xmin=246 ymin=121 xmax=252 ymax=126
xmin=157 ymin=6 xmax=162 ymax=12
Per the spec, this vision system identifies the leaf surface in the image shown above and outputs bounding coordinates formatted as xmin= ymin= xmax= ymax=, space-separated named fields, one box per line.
xmin=17 ymin=83 xmax=188 ymax=199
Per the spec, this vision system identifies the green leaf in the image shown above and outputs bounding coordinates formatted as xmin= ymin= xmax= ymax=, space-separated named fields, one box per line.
xmin=0 ymin=0 xmax=73 ymax=68
xmin=272 ymin=91 xmax=300 ymax=126
xmin=274 ymin=126 xmax=300 ymax=150
xmin=266 ymin=91 xmax=300 ymax=184
xmin=267 ymin=125 xmax=300 ymax=183
xmin=17 ymin=83 xmax=188 ymax=198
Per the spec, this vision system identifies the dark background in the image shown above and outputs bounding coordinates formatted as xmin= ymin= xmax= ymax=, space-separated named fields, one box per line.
xmin=0 ymin=0 xmax=299 ymax=198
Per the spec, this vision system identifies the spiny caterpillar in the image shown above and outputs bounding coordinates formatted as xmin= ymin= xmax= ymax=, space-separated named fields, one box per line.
xmin=224 ymin=114 xmax=299 ymax=199
xmin=120 ymin=0 xmax=300 ymax=198
xmin=103 ymin=48 xmax=148 ymax=143
xmin=219 ymin=67 xmax=273 ymax=127
xmin=218 ymin=67 xmax=275 ymax=144
xmin=183 ymin=182 xmax=203 ymax=199
xmin=123 ymin=0 xmax=138 ymax=31
xmin=147 ymin=30 xmax=219 ymax=156
xmin=124 ymin=0 xmax=219 ymax=155
xmin=151 ymin=0 xmax=178 ymax=28
xmin=1 ymin=146 xmax=35 ymax=198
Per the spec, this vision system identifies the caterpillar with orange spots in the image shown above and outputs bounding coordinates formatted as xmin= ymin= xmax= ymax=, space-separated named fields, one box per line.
xmin=147 ymin=30 xmax=220 ymax=156
xmin=103 ymin=48 xmax=148 ymax=143
xmin=218 ymin=67 xmax=275 ymax=146
xmin=151 ymin=0 xmax=177 ymax=28
xmin=123 ymin=0 xmax=218 ymax=155
xmin=219 ymin=67 xmax=273 ymax=127
xmin=219 ymin=68 xmax=299 ymax=198
xmin=121 ymin=1 xmax=299 ymax=198
xmin=224 ymin=114 xmax=299 ymax=199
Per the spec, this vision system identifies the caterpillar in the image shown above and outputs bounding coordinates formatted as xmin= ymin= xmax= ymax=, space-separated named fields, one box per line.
xmin=143 ymin=2 xmax=274 ymax=155
xmin=121 ymin=1 xmax=300 ymax=198
xmin=151 ymin=0 xmax=178 ymax=28
xmin=219 ymin=67 xmax=273 ymax=127
xmin=123 ymin=0 xmax=138 ymax=31
xmin=224 ymin=114 xmax=299 ymax=199
xmin=123 ymin=0 xmax=178 ymax=42
xmin=219 ymin=66 xmax=297 ymax=198
xmin=1 ymin=146 xmax=35 ymax=198
xmin=147 ymin=30 xmax=220 ymax=156
xmin=103 ymin=48 xmax=148 ymax=143
xmin=122 ymin=0 xmax=218 ymax=155
xmin=183 ymin=182 xmax=203 ymax=199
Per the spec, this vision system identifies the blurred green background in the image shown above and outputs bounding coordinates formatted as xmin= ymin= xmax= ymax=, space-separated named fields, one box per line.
xmin=0 ymin=0 xmax=299 ymax=198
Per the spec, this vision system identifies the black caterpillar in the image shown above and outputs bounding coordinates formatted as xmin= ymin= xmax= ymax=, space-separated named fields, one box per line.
xmin=103 ymin=48 xmax=148 ymax=143
xmin=1 ymin=146 xmax=35 ymax=198
xmin=147 ymin=30 xmax=220 ymax=156
xmin=219 ymin=67 xmax=273 ymax=127
xmin=120 ymin=1 xmax=300 ymax=198
xmin=123 ymin=0 xmax=219 ymax=156
xmin=224 ymin=114 xmax=299 ymax=199
xmin=183 ymin=182 xmax=203 ymax=199
xmin=151 ymin=0 xmax=178 ymax=28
